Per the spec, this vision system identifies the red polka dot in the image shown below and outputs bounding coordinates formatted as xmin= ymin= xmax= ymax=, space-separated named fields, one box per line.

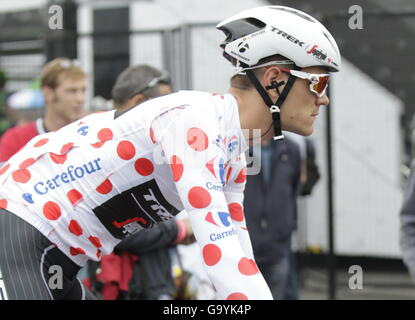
xmin=227 ymin=292 xmax=248 ymax=300
xmin=117 ymin=141 xmax=136 ymax=160
xmin=96 ymin=179 xmax=113 ymax=194
xmin=43 ymin=201 xmax=61 ymax=220
xmin=202 ymin=244 xmax=222 ymax=266
xmin=228 ymin=202 xmax=244 ymax=222
xmin=150 ymin=127 xmax=156 ymax=144
xmin=170 ymin=156 xmax=183 ymax=182
xmin=188 ymin=187 xmax=211 ymax=209
xmin=34 ymin=138 xmax=49 ymax=147
xmin=96 ymin=249 xmax=102 ymax=259
xmin=0 ymin=199 xmax=7 ymax=209
xmin=187 ymin=127 xmax=209 ymax=151
xmin=67 ymin=189 xmax=83 ymax=205
xmin=0 ymin=163 xmax=10 ymax=175
xmin=19 ymin=158 xmax=35 ymax=169
xmin=98 ymin=128 xmax=113 ymax=142
xmin=60 ymin=142 xmax=74 ymax=155
xmin=68 ymin=220 xmax=83 ymax=236
xmin=91 ymin=141 xmax=105 ymax=148
xmin=134 ymin=158 xmax=154 ymax=176
xmin=234 ymin=168 xmax=247 ymax=183
xmin=12 ymin=169 xmax=31 ymax=183
xmin=238 ymin=257 xmax=259 ymax=275
xmin=88 ymin=236 xmax=102 ymax=248
xmin=50 ymin=153 xmax=67 ymax=164
xmin=70 ymin=247 xmax=86 ymax=256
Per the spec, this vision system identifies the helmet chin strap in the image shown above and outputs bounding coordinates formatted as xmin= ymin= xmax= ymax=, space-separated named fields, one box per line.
xmin=244 ymin=65 xmax=300 ymax=141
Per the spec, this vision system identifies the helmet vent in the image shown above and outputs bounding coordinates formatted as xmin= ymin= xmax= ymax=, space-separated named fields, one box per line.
xmin=245 ymin=17 xmax=266 ymax=29
xmin=218 ymin=18 xmax=265 ymax=42
xmin=269 ymin=6 xmax=316 ymax=23
xmin=323 ymin=31 xmax=337 ymax=50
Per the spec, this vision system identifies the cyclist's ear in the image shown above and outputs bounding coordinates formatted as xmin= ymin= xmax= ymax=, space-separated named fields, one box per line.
xmin=263 ymin=67 xmax=286 ymax=97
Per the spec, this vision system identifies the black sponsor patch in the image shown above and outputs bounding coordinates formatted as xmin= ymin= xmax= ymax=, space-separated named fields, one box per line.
xmin=92 ymin=179 xmax=179 ymax=239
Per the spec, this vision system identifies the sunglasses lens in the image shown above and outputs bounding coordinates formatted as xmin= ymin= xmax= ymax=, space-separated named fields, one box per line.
xmin=312 ymin=76 xmax=329 ymax=96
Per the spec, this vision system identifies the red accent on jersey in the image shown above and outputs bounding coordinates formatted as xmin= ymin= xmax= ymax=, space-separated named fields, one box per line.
xmin=112 ymin=217 xmax=147 ymax=229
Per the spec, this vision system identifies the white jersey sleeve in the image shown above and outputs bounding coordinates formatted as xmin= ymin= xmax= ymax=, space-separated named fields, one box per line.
xmin=222 ymin=153 xmax=255 ymax=260
xmin=151 ymin=106 xmax=272 ymax=300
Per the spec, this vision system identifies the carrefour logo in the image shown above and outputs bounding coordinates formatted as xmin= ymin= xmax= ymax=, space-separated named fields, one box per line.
xmin=209 ymin=228 xmax=236 ymax=241
xmin=206 ymin=182 xmax=223 ymax=192
xmin=228 ymin=135 xmax=239 ymax=153
xmin=33 ymin=158 xmax=102 ymax=195
xmin=205 ymin=211 xmax=236 ymax=241
xmin=205 ymin=211 xmax=230 ymax=227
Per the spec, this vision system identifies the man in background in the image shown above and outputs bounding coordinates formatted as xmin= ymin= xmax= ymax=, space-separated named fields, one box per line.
xmin=244 ymin=134 xmax=302 ymax=300
xmin=0 ymin=58 xmax=87 ymax=162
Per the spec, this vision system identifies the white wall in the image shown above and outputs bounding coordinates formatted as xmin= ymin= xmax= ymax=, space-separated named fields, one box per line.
xmin=0 ymin=0 xmax=47 ymax=12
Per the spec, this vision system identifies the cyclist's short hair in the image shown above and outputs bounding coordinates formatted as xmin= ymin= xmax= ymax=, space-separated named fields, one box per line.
xmin=111 ymin=64 xmax=171 ymax=107
xmin=40 ymin=57 xmax=86 ymax=89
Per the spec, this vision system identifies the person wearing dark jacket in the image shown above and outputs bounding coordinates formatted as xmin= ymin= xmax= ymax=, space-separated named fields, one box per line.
xmin=400 ymin=160 xmax=415 ymax=283
xmin=243 ymin=135 xmax=301 ymax=300
xmin=115 ymin=218 xmax=191 ymax=300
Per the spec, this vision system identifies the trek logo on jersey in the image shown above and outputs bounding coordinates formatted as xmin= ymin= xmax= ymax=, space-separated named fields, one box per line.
xmin=32 ymin=158 xmax=102 ymax=195
xmin=92 ymin=179 xmax=180 ymax=239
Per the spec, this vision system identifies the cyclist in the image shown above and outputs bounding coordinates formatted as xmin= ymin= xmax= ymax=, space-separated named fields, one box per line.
xmin=0 ymin=6 xmax=340 ymax=300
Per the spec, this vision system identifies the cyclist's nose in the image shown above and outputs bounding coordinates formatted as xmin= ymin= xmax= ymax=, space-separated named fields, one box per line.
xmin=316 ymin=94 xmax=329 ymax=106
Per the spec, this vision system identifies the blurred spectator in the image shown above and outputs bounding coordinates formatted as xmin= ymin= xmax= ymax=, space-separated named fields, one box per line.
xmin=282 ymin=135 xmax=321 ymax=300
xmin=85 ymin=65 xmax=196 ymax=300
xmin=85 ymin=219 xmax=195 ymax=300
xmin=243 ymin=134 xmax=302 ymax=300
xmin=0 ymin=58 xmax=87 ymax=162
xmin=300 ymin=138 xmax=321 ymax=196
xmin=400 ymin=160 xmax=415 ymax=283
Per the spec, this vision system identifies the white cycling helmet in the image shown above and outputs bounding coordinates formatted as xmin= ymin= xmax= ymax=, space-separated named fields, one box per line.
xmin=217 ymin=6 xmax=341 ymax=140
xmin=217 ymin=5 xmax=341 ymax=72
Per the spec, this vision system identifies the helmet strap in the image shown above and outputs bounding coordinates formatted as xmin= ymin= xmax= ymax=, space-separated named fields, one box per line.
xmin=245 ymin=65 xmax=300 ymax=141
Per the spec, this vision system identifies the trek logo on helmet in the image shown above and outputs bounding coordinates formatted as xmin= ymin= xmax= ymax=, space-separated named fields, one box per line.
xmin=270 ymin=26 xmax=305 ymax=47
